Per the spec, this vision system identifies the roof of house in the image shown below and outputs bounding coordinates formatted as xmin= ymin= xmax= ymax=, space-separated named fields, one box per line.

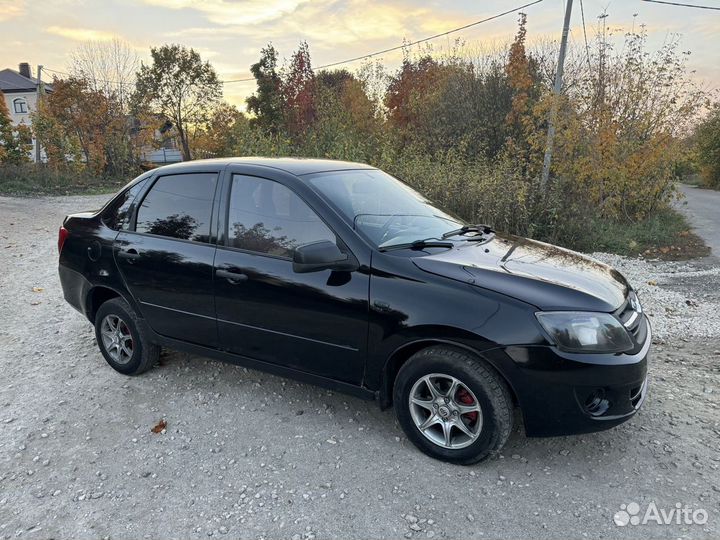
xmin=0 ymin=68 xmax=52 ymax=94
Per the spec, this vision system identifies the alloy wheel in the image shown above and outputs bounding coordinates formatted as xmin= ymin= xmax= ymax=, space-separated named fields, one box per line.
xmin=408 ymin=373 xmax=483 ymax=449
xmin=100 ymin=314 xmax=134 ymax=365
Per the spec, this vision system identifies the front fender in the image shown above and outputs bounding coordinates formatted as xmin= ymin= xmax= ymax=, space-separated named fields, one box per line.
xmin=372 ymin=329 xmax=493 ymax=409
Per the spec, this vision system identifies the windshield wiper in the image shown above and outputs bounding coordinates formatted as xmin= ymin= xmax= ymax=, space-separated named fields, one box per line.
xmin=379 ymin=239 xmax=454 ymax=252
xmin=442 ymin=224 xmax=494 ymax=240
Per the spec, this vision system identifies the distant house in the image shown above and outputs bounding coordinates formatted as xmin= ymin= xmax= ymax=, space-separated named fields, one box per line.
xmin=139 ymin=119 xmax=183 ymax=166
xmin=1 ymin=63 xmax=182 ymax=168
xmin=0 ymin=62 xmax=52 ymax=162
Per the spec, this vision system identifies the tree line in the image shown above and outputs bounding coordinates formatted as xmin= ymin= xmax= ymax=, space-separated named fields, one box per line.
xmin=0 ymin=13 xmax=718 ymax=249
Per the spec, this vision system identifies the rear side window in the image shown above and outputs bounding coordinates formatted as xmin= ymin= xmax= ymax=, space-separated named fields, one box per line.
xmin=135 ymin=173 xmax=217 ymax=243
xmin=228 ymin=174 xmax=335 ymax=258
xmin=102 ymin=178 xmax=148 ymax=230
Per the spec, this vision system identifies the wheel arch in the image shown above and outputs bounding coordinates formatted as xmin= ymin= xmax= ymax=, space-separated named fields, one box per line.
xmin=85 ymin=285 xmax=132 ymax=323
xmin=379 ymin=339 xmax=519 ymax=410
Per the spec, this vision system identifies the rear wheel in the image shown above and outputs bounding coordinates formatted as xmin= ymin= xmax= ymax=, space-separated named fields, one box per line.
xmin=94 ymin=297 xmax=159 ymax=375
xmin=394 ymin=346 xmax=513 ymax=464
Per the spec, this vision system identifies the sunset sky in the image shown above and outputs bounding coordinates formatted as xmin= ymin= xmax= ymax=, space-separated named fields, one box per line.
xmin=1 ymin=0 xmax=719 ymax=107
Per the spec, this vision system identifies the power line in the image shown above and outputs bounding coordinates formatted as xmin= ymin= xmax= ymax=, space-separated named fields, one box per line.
xmin=42 ymin=67 xmax=70 ymax=77
xmin=43 ymin=66 xmax=136 ymax=88
xmin=221 ymin=0 xmax=545 ymax=83
xmin=43 ymin=0 xmax=545 ymax=88
xmin=640 ymin=0 xmax=720 ymax=9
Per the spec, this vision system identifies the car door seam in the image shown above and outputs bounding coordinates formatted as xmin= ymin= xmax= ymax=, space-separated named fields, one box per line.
xmin=139 ymin=300 xmax=216 ymax=321
xmin=217 ymin=316 xmax=359 ymax=352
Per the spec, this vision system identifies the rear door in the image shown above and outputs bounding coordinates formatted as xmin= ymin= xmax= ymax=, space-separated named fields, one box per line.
xmin=114 ymin=169 xmax=221 ymax=347
xmin=213 ymin=171 xmax=370 ymax=384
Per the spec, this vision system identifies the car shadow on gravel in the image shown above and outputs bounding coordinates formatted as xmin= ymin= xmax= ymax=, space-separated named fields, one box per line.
xmin=144 ymin=347 xmax=648 ymax=469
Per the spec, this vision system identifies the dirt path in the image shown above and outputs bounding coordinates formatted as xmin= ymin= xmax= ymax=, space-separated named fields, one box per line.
xmin=0 ymin=194 xmax=719 ymax=540
xmin=677 ymin=184 xmax=720 ymax=257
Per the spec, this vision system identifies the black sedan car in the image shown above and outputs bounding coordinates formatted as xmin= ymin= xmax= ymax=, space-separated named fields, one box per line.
xmin=59 ymin=158 xmax=649 ymax=464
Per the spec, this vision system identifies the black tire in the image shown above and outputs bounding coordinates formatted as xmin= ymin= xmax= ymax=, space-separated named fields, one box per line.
xmin=394 ymin=346 xmax=513 ymax=465
xmin=94 ymin=297 xmax=159 ymax=376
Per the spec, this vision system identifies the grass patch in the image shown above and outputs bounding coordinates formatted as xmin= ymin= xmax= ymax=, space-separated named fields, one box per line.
xmin=0 ymin=164 xmax=126 ymax=197
xmin=577 ymin=208 xmax=709 ymax=260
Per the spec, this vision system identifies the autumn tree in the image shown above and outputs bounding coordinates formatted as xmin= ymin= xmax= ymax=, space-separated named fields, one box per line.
xmin=71 ymin=39 xmax=138 ymax=108
xmin=504 ymin=13 xmax=541 ymax=164
xmin=386 ymin=56 xmax=448 ymax=132
xmin=33 ymin=77 xmax=110 ymax=173
xmin=192 ymin=102 xmax=249 ymax=158
xmin=0 ymin=91 xmax=31 ymax=164
xmin=70 ymin=39 xmax=142 ymax=175
xmin=384 ymin=53 xmax=514 ymax=158
xmin=135 ymin=44 xmax=222 ymax=160
xmin=544 ymin=25 xmax=707 ymax=220
xmin=282 ymin=41 xmax=316 ymax=138
xmin=316 ymin=69 xmax=377 ymax=135
xmin=306 ymin=69 xmax=381 ymax=161
xmin=246 ymin=44 xmax=284 ymax=134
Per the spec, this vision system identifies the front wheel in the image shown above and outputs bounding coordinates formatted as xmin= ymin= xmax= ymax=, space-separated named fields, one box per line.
xmin=394 ymin=346 xmax=513 ymax=465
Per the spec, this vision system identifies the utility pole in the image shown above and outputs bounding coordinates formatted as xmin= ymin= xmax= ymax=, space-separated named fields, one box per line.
xmin=35 ymin=65 xmax=44 ymax=164
xmin=540 ymin=0 xmax=573 ymax=190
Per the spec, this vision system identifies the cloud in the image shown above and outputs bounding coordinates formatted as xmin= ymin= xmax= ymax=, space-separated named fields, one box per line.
xmin=142 ymin=0 xmax=309 ymax=26
xmin=46 ymin=26 xmax=118 ymax=42
xmin=163 ymin=0 xmax=467 ymax=48
xmin=0 ymin=0 xmax=24 ymax=22
xmin=291 ymin=2 xmax=465 ymax=45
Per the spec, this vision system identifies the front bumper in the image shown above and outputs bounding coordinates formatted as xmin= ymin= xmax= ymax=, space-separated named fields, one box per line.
xmin=486 ymin=315 xmax=650 ymax=437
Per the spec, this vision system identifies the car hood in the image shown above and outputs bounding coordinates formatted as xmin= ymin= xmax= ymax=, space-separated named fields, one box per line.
xmin=412 ymin=234 xmax=629 ymax=312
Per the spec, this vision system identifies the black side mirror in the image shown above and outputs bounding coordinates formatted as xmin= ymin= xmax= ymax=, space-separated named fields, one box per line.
xmin=292 ymin=240 xmax=358 ymax=273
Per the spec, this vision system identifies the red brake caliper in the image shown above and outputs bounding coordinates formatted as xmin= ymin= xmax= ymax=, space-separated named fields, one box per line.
xmin=456 ymin=387 xmax=478 ymax=425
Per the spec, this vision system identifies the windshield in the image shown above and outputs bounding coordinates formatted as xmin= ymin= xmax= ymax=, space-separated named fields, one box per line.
xmin=306 ymin=169 xmax=464 ymax=248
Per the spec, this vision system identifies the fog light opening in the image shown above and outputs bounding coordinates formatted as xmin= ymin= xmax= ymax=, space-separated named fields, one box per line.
xmin=584 ymin=388 xmax=610 ymax=417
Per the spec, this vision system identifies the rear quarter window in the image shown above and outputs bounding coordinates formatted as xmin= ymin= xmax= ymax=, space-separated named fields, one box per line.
xmin=102 ymin=178 xmax=149 ymax=231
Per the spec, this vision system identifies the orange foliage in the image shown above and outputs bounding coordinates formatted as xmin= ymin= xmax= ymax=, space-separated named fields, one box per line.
xmin=0 ymin=90 xmax=32 ymax=164
xmin=37 ymin=77 xmax=111 ymax=173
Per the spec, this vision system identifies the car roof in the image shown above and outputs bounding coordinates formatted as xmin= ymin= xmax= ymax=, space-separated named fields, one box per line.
xmin=154 ymin=157 xmax=376 ymax=177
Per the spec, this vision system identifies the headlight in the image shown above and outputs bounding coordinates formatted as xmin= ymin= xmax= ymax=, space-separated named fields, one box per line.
xmin=535 ymin=311 xmax=634 ymax=353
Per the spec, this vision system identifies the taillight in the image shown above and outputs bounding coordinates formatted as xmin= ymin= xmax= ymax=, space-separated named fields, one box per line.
xmin=58 ymin=226 xmax=69 ymax=254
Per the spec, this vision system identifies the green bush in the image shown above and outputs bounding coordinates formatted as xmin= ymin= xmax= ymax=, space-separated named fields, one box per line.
xmin=694 ymin=104 xmax=720 ymax=189
xmin=0 ymin=164 xmax=127 ymax=196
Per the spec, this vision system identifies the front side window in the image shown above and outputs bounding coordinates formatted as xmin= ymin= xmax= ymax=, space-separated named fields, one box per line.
xmin=228 ymin=175 xmax=335 ymax=258
xmin=306 ymin=169 xmax=462 ymax=249
xmin=102 ymin=177 xmax=149 ymax=230
xmin=135 ymin=173 xmax=217 ymax=243
xmin=13 ymin=98 xmax=28 ymax=114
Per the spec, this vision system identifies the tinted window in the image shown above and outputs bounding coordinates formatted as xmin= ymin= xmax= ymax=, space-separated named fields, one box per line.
xmin=136 ymin=173 xmax=217 ymax=242
xmin=228 ymin=175 xmax=335 ymax=258
xmin=102 ymin=178 xmax=148 ymax=230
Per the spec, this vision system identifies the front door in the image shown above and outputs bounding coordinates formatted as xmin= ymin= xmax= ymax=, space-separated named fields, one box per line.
xmin=115 ymin=171 xmax=220 ymax=347
xmin=214 ymin=173 xmax=369 ymax=384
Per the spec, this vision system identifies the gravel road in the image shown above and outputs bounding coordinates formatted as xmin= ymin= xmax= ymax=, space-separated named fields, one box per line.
xmin=1 ymin=194 xmax=719 ymax=540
